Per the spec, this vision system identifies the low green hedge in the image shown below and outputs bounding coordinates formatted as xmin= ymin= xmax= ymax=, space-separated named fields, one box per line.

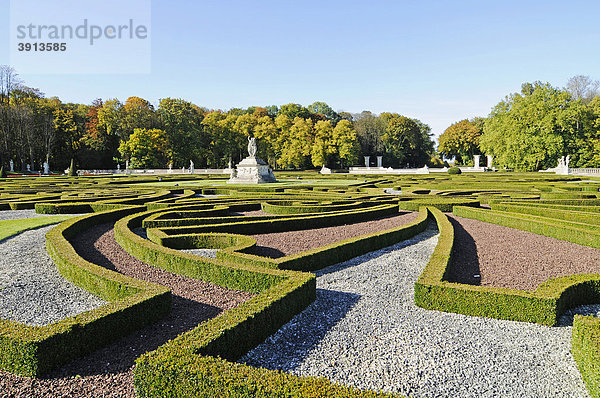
xmin=491 ymin=203 xmax=600 ymax=226
xmin=398 ymin=197 xmax=479 ymax=212
xmin=453 ymin=206 xmax=600 ymax=248
xmin=131 ymin=205 xmax=418 ymax=397
xmin=113 ymin=210 xmax=354 ymax=397
xmin=572 ymin=315 xmax=600 ymax=397
xmin=0 ymin=207 xmax=170 ymax=376
xmin=214 ymin=207 xmax=429 ymax=272
xmin=135 ymin=355 xmax=395 ymax=398
xmin=262 ymin=200 xmax=366 ymax=215
xmin=154 ymin=204 xmax=399 ymax=237
xmin=414 ymin=207 xmax=600 ymax=325
xmin=114 ymin=210 xmax=284 ymax=293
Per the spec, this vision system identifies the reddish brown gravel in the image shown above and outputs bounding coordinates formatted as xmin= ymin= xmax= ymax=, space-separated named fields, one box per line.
xmin=0 ymin=223 xmax=254 ymax=398
xmin=446 ymin=215 xmax=600 ymax=291
xmin=246 ymin=212 xmax=418 ymax=258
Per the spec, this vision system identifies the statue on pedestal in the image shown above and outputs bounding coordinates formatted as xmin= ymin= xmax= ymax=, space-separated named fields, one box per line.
xmin=248 ymin=136 xmax=257 ymax=157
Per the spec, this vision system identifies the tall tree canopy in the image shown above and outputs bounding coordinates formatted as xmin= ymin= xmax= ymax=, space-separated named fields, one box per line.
xmin=480 ymin=81 xmax=598 ymax=171
xmin=438 ymin=119 xmax=482 ymax=165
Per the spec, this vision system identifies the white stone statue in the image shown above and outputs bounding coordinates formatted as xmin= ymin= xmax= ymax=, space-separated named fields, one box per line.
xmin=26 ymin=164 xmax=31 ymax=172
xmin=248 ymin=136 xmax=257 ymax=157
xmin=189 ymin=160 xmax=194 ymax=174
xmin=126 ymin=160 xmax=129 ymax=170
xmin=168 ymin=162 xmax=172 ymax=171
xmin=43 ymin=161 xmax=49 ymax=175
xmin=565 ymin=155 xmax=570 ymax=168
xmin=117 ymin=163 xmax=121 ymax=172
xmin=9 ymin=159 xmax=13 ymax=172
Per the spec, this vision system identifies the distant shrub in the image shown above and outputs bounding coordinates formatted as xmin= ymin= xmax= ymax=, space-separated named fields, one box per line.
xmin=448 ymin=166 xmax=462 ymax=175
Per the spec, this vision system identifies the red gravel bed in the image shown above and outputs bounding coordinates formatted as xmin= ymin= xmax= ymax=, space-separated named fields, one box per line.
xmin=246 ymin=212 xmax=418 ymax=258
xmin=0 ymin=223 xmax=254 ymax=397
xmin=446 ymin=215 xmax=600 ymax=291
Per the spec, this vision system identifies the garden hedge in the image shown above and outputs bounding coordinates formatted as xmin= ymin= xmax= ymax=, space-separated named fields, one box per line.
xmin=0 ymin=207 xmax=170 ymax=376
xmin=414 ymin=207 xmax=600 ymax=326
xmin=572 ymin=315 xmax=600 ymax=397
xmin=453 ymin=206 xmax=600 ymax=249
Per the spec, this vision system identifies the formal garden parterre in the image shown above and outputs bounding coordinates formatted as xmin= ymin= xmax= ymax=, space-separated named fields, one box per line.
xmin=0 ymin=172 xmax=599 ymax=397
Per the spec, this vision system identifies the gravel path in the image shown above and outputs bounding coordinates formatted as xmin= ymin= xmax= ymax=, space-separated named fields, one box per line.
xmin=0 ymin=225 xmax=106 ymax=326
xmin=247 ymin=212 xmax=418 ymax=258
xmin=241 ymin=226 xmax=589 ymax=397
xmin=446 ymin=215 xmax=600 ymax=291
xmin=0 ymin=209 xmax=85 ymax=221
xmin=1 ymin=223 xmax=254 ymax=397
xmin=180 ymin=248 xmax=218 ymax=258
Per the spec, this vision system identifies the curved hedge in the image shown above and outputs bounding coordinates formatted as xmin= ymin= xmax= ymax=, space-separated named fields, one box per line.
xmin=0 ymin=207 xmax=170 ymax=376
xmin=415 ymin=207 xmax=600 ymax=326
xmin=398 ymin=197 xmax=479 ymax=212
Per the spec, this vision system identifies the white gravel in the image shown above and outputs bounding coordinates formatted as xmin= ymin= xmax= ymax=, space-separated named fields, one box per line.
xmin=180 ymin=248 xmax=218 ymax=259
xmin=240 ymin=226 xmax=589 ymax=397
xmin=0 ymin=225 xmax=106 ymax=326
xmin=0 ymin=209 xmax=85 ymax=221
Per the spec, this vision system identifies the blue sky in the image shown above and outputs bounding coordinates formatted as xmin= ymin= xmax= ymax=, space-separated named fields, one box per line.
xmin=1 ymin=0 xmax=599 ymax=140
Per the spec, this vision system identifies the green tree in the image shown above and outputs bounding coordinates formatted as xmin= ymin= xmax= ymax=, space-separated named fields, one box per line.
xmin=480 ymin=82 xmax=576 ymax=171
xmin=308 ymin=102 xmax=340 ymax=124
xmin=278 ymin=117 xmax=312 ymax=169
xmin=118 ymin=128 xmax=170 ymax=169
xmin=279 ymin=103 xmax=311 ymax=120
xmin=333 ymin=119 xmax=360 ymax=167
xmin=52 ymin=107 xmax=80 ymax=169
xmin=311 ymin=120 xmax=336 ymax=167
xmin=158 ymin=98 xmax=207 ymax=167
xmin=121 ymin=96 xmax=156 ymax=140
xmin=438 ymin=119 xmax=482 ymax=165
xmin=380 ymin=113 xmax=422 ymax=167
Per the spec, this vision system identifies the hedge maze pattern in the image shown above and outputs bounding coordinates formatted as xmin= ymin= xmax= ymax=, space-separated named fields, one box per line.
xmin=0 ymin=172 xmax=599 ymax=397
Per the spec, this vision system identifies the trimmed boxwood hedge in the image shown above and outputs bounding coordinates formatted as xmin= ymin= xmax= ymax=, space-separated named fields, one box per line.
xmin=152 ymin=203 xmax=400 ymax=237
xmin=415 ymin=207 xmax=600 ymax=326
xmin=398 ymin=197 xmax=479 ymax=212
xmin=453 ymin=206 xmax=600 ymax=249
xmin=216 ymin=207 xmax=429 ymax=272
xmin=572 ymin=315 xmax=600 ymax=397
xmin=0 ymin=207 xmax=170 ymax=376
xmin=491 ymin=203 xmax=600 ymax=226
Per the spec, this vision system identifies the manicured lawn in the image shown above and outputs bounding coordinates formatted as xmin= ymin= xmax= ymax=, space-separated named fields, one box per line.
xmin=0 ymin=215 xmax=76 ymax=241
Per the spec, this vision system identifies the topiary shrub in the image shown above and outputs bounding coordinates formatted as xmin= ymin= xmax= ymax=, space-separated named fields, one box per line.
xmin=448 ymin=166 xmax=462 ymax=175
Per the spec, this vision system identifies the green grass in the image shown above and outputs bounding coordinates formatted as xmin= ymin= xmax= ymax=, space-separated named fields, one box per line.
xmin=0 ymin=215 xmax=75 ymax=241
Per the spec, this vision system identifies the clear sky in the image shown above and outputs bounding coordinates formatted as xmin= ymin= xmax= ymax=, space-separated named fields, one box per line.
xmin=1 ymin=0 xmax=599 ymax=141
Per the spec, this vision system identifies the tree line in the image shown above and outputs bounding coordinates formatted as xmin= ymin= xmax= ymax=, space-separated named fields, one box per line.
xmin=0 ymin=65 xmax=437 ymax=172
xmin=438 ymin=75 xmax=600 ymax=171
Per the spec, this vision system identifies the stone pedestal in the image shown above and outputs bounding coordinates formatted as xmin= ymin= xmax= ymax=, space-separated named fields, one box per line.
xmin=228 ymin=156 xmax=277 ymax=184
xmin=487 ymin=155 xmax=493 ymax=169
xmin=364 ymin=156 xmax=370 ymax=168
xmin=474 ymin=155 xmax=481 ymax=168
xmin=377 ymin=156 xmax=383 ymax=168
